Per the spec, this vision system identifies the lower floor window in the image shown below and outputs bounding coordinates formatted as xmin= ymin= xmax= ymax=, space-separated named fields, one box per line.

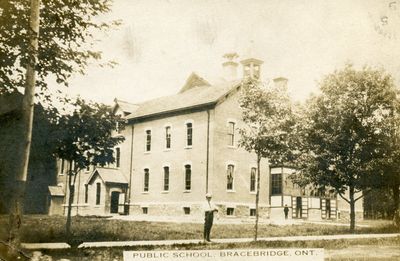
xmin=183 ymin=207 xmax=190 ymax=215
xmin=226 ymin=207 xmax=235 ymax=216
xmin=250 ymin=208 xmax=256 ymax=216
xmin=142 ymin=207 xmax=148 ymax=214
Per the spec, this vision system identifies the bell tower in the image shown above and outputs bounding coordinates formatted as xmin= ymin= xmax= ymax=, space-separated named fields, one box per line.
xmin=240 ymin=58 xmax=263 ymax=80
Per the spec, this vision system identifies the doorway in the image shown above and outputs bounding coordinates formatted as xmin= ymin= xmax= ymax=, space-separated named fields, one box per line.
xmin=326 ymin=199 xmax=331 ymax=219
xmin=296 ymin=197 xmax=302 ymax=218
xmin=110 ymin=191 xmax=120 ymax=214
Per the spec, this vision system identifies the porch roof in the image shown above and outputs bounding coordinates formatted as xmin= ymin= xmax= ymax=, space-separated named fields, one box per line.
xmin=86 ymin=168 xmax=128 ymax=185
xmin=48 ymin=186 xmax=65 ymax=197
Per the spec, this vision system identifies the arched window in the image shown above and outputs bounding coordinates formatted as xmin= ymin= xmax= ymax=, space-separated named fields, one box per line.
xmin=184 ymin=164 xmax=191 ymax=190
xmin=144 ymin=168 xmax=150 ymax=192
xmin=227 ymin=164 xmax=234 ymax=190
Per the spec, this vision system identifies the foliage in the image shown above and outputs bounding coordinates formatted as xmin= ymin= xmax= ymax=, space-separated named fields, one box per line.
xmin=54 ymin=97 xmax=125 ymax=171
xmin=0 ymin=0 xmax=119 ymax=95
xmin=293 ymin=64 xmax=399 ymax=230
xmin=238 ymin=79 xmax=296 ymax=164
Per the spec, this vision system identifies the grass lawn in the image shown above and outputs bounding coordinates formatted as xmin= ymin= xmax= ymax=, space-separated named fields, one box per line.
xmin=0 ymin=215 xmax=398 ymax=244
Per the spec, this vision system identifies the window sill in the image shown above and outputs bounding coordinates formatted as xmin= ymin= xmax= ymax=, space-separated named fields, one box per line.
xmin=183 ymin=190 xmax=191 ymax=193
xmin=227 ymin=145 xmax=237 ymax=149
xmin=142 ymin=191 xmax=149 ymax=194
xmin=164 ymin=148 xmax=171 ymax=152
xmin=184 ymin=146 xmax=193 ymax=150
xmin=58 ymin=173 xmax=65 ymax=176
xmin=249 ymin=191 xmax=257 ymax=194
xmin=226 ymin=190 xmax=236 ymax=193
xmin=161 ymin=191 xmax=169 ymax=194
xmin=144 ymin=151 xmax=151 ymax=154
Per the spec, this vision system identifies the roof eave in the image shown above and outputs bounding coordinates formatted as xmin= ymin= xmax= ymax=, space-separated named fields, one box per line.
xmin=127 ymin=101 xmax=217 ymax=123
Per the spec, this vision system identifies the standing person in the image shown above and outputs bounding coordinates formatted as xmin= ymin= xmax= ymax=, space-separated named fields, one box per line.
xmin=203 ymin=193 xmax=218 ymax=242
xmin=284 ymin=204 xmax=289 ymax=219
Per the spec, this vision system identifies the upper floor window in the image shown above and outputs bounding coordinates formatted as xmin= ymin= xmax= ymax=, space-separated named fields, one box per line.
xmin=163 ymin=166 xmax=169 ymax=191
xmin=145 ymin=130 xmax=151 ymax=152
xmin=186 ymin=122 xmax=193 ymax=147
xmin=115 ymin=147 xmax=121 ymax=168
xmin=228 ymin=122 xmax=235 ymax=146
xmin=250 ymin=167 xmax=256 ymax=192
xmin=227 ymin=164 xmax=234 ymax=190
xmin=116 ymin=121 xmax=121 ymax=134
xmin=144 ymin=168 xmax=150 ymax=192
xmin=59 ymin=159 xmax=65 ymax=175
xmin=184 ymin=164 xmax=191 ymax=191
xmin=165 ymin=126 xmax=171 ymax=149
xmin=271 ymin=173 xmax=282 ymax=195
xmin=84 ymin=184 xmax=89 ymax=203
xmin=96 ymin=183 xmax=101 ymax=205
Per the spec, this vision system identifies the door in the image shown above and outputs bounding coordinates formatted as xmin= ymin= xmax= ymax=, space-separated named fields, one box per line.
xmin=110 ymin=191 xmax=120 ymax=214
xmin=326 ymin=199 xmax=331 ymax=219
xmin=296 ymin=197 xmax=302 ymax=218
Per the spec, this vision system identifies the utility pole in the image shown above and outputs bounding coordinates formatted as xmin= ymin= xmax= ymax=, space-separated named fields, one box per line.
xmin=8 ymin=0 xmax=41 ymax=249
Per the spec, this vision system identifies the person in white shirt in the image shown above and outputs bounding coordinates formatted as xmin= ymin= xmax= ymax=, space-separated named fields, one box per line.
xmin=203 ymin=193 xmax=218 ymax=242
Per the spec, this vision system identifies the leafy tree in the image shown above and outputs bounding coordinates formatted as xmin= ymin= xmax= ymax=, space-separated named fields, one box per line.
xmin=239 ymin=79 xmax=295 ymax=240
xmin=0 ymin=0 xmax=118 ymax=248
xmin=0 ymin=0 xmax=119 ymax=94
xmin=54 ymin=98 xmax=125 ymax=241
xmin=295 ymin=65 xmax=399 ymax=231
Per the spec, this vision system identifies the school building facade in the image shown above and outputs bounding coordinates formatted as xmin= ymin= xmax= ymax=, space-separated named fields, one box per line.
xmin=48 ymin=54 xmax=363 ymax=221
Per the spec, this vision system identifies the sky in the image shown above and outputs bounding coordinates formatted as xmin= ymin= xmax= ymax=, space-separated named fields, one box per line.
xmin=58 ymin=0 xmax=400 ymax=105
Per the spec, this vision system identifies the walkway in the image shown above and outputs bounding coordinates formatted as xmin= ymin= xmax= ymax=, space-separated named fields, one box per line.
xmin=20 ymin=233 xmax=400 ymax=250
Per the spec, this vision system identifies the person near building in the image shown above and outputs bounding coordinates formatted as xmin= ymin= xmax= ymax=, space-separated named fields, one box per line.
xmin=203 ymin=193 xmax=218 ymax=242
xmin=284 ymin=204 xmax=289 ymax=219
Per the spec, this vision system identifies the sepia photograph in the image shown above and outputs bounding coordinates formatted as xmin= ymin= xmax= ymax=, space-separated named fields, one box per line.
xmin=0 ymin=0 xmax=400 ymax=260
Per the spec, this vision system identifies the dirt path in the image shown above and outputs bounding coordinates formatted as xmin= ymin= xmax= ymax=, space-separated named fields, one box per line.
xmin=325 ymin=245 xmax=400 ymax=260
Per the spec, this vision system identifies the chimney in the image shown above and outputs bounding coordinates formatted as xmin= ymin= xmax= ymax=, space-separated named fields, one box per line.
xmin=222 ymin=53 xmax=239 ymax=81
xmin=273 ymin=77 xmax=288 ymax=89
xmin=240 ymin=57 xmax=263 ymax=81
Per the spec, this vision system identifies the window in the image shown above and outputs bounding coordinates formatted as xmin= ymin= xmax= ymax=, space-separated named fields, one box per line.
xmin=116 ymin=121 xmax=121 ymax=134
xmin=183 ymin=207 xmax=190 ymax=215
xmin=271 ymin=173 xmax=282 ymax=195
xmin=115 ymin=148 xmax=121 ymax=168
xmin=165 ymin=126 xmax=171 ymax=149
xmin=184 ymin=164 xmax=191 ymax=191
xmin=145 ymin=130 xmax=151 ymax=151
xmin=163 ymin=166 xmax=169 ymax=191
xmin=186 ymin=123 xmax=193 ymax=146
xmin=96 ymin=183 xmax=101 ymax=205
xmin=227 ymin=122 xmax=235 ymax=146
xmin=84 ymin=185 xmax=88 ymax=203
xmin=250 ymin=167 xmax=256 ymax=192
xmin=227 ymin=207 xmax=235 ymax=216
xmin=227 ymin=164 xmax=234 ymax=190
xmin=142 ymin=207 xmax=148 ymax=214
xmin=144 ymin=168 xmax=149 ymax=192
xmin=86 ymin=164 xmax=90 ymax=172
xmin=250 ymin=208 xmax=256 ymax=216
xmin=60 ymin=159 xmax=65 ymax=175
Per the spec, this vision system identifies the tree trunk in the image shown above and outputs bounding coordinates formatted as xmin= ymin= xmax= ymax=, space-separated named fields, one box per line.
xmin=8 ymin=0 xmax=40 ymax=248
xmin=254 ymin=154 xmax=261 ymax=241
xmin=66 ymin=168 xmax=74 ymax=239
xmin=349 ymin=185 xmax=356 ymax=232
xmin=392 ymin=184 xmax=399 ymax=214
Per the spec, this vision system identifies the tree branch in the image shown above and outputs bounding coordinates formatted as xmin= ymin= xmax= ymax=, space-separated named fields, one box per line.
xmin=338 ymin=192 xmax=350 ymax=204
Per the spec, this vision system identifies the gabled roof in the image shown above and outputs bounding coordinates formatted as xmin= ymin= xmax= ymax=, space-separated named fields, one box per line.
xmin=48 ymin=186 xmax=65 ymax=197
xmin=178 ymin=72 xmax=211 ymax=93
xmin=127 ymin=78 xmax=241 ymax=121
xmin=86 ymin=168 xmax=128 ymax=185
xmin=112 ymin=99 xmax=139 ymax=116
